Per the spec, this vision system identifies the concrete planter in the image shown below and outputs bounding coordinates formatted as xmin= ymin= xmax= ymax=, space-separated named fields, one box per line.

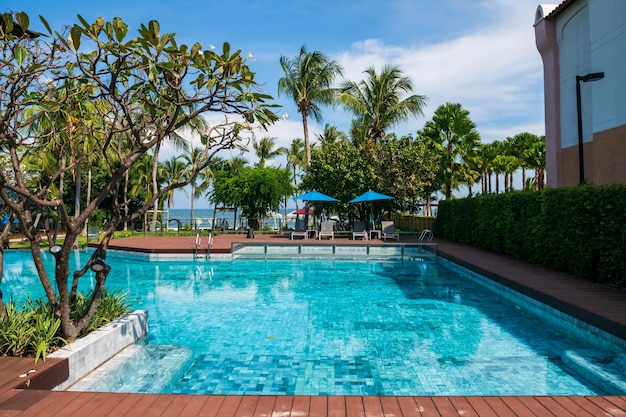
xmin=48 ymin=310 xmax=148 ymax=390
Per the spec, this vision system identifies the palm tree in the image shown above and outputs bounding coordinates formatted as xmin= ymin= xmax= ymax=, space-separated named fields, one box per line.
xmin=150 ymin=131 xmax=189 ymax=231
xmin=421 ymin=103 xmax=480 ymax=199
xmin=182 ymin=147 xmax=205 ymax=227
xmin=339 ymin=64 xmax=426 ymax=143
xmin=253 ymin=136 xmax=286 ymax=168
xmin=285 ymin=138 xmax=306 ymax=212
xmin=226 ymin=156 xmax=248 ymax=176
xmin=161 ymin=156 xmax=187 ymax=229
xmin=316 ymin=124 xmax=347 ymax=146
xmin=128 ymin=154 xmax=158 ymax=230
xmin=528 ymin=135 xmax=546 ymax=190
xmin=278 ymin=46 xmax=343 ymax=168
xmin=209 ymin=156 xmax=249 ymax=229
xmin=477 ymin=142 xmax=499 ymax=194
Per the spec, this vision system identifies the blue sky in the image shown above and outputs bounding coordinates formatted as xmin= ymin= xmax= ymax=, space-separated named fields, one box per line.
xmin=4 ymin=0 xmax=545 ymax=208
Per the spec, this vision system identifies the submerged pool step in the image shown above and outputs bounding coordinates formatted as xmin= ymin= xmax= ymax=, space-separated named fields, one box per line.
xmin=231 ymin=242 xmax=437 ymax=259
xmin=68 ymin=344 xmax=193 ymax=393
xmin=561 ymin=349 xmax=626 ymax=394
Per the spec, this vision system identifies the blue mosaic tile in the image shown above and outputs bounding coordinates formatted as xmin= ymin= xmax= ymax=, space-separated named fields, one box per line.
xmin=4 ymin=251 xmax=624 ymax=396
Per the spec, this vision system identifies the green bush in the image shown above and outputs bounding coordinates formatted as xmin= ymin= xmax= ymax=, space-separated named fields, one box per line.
xmin=0 ymin=289 xmax=129 ymax=362
xmin=436 ymin=184 xmax=626 ymax=287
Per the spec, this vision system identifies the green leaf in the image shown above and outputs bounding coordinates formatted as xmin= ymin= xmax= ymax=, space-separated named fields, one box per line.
xmin=39 ymin=15 xmax=52 ymax=35
xmin=77 ymin=14 xmax=90 ymax=29
xmin=70 ymin=26 xmax=81 ymax=50
xmin=190 ymin=42 xmax=201 ymax=59
xmin=2 ymin=14 xmax=14 ymax=36
xmin=15 ymin=12 xmax=29 ymax=33
xmin=14 ymin=47 xmax=27 ymax=66
xmin=103 ymin=21 xmax=113 ymax=38
xmin=112 ymin=17 xmax=127 ymax=42
xmin=148 ymin=20 xmax=160 ymax=38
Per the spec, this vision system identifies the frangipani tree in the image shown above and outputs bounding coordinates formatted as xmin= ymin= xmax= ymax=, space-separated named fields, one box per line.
xmin=0 ymin=12 xmax=278 ymax=340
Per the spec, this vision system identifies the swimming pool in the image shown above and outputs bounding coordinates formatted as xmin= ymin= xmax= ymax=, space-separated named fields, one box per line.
xmin=1 ymin=250 xmax=624 ymax=396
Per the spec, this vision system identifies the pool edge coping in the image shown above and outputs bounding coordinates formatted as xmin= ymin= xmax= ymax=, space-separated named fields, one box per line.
xmin=48 ymin=310 xmax=148 ymax=390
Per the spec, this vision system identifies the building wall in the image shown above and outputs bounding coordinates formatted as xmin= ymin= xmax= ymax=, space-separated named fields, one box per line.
xmin=535 ymin=0 xmax=626 ymax=186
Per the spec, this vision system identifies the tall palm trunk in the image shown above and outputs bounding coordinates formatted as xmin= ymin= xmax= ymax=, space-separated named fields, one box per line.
xmin=190 ymin=183 xmax=195 ymax=229
xmin=302 ymin=112 xmax=311 ymax=168
xmin=151 ymin=141 xmax=161 ymax=232
xmin=83 ymin=169 xmax=92 ymax=235
xmin=292 ymin=164 xmax=299 ymax=210
xmin=73 ymin=163 xmax=81 ymax=248
xmin=123 ymin=171 xmax=129 ymax=231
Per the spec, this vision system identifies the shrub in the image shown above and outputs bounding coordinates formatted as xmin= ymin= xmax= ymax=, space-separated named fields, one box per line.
xmin=0 ymin=289 xmax=129 ymax=362
xmin=435 ymin=184 xmax=626 ymax=287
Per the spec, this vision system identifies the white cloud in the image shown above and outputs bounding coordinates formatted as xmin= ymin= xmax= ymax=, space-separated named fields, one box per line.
xmin=332 ymin=0 xmax=544 ymax=139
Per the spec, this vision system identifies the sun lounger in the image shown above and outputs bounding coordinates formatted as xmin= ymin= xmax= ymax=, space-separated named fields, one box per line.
xmin=381 ymin=221 xmax=399 ymax=241
xmin=352 ymin=221 xmax=369 ymax=240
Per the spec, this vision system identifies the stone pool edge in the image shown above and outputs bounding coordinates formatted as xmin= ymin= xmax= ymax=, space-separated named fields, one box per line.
xmin=48 ymin=310 xmax=148 ymax=390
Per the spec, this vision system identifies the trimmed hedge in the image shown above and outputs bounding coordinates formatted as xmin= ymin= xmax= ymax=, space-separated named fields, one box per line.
xmin=435 ymin=184 xmax=626 ymax=287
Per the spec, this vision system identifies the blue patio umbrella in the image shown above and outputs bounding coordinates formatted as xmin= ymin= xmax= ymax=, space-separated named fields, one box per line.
xmin=348 ymin=190 xmax=394 ymax=203
xmin=348 ymin=190 xmax=394 ymax=229
xmin=293 ymin=190 xmax=337 ymax=228
xmin=293 ymin=189 xmax=338 ymax=202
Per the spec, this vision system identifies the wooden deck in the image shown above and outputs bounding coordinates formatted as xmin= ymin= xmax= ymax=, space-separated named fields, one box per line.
xmin=1 ymin=390 xmax=625 ymax=417
xmin=1 ymin=234 xmax=625 ymax=416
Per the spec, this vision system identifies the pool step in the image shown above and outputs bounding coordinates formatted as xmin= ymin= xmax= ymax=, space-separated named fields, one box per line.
xmin=561 ymin=349 xmax=626 ymax=394
xmin=68 ymin=344 xmax=193 ymax=393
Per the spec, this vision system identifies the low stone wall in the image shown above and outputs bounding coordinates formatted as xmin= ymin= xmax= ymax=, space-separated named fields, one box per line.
xmin=48 ymin=310 xmax=148 ymax=390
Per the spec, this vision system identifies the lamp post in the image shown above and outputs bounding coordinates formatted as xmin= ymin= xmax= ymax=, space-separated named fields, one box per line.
xmin=575 ymin=71 xmax=604 ymax=184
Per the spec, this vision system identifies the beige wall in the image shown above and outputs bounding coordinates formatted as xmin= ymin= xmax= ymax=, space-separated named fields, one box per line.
xmin=559 ymin=124 xmax=626 ymax=186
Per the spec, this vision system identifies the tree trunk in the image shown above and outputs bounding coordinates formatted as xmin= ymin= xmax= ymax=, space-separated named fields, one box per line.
xmin=123 ymin=170 xmax=129 ymax=231
xmin=292 ymin=165 xmax=299 ymax=210
xmin=212 ymin=204 xmax=218 ymax=230
xmin=151 ymin=142 xmax=161 ymax=232
xmin=302 ymin=112 xmax=311 ymax=168
xmin=83 ymin=169 xmax=92 ymax=236
xmin=190 ymin=183 xmax=195 ymax=230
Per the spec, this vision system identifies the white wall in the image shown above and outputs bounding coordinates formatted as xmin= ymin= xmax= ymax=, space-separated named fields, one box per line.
xmin=558 ymin=0 xmax=626 ymax=150
xmin=558 ymin=2 xmax=592 ymax=149
xmin=588 ymin=0 xmax=626 ymax=133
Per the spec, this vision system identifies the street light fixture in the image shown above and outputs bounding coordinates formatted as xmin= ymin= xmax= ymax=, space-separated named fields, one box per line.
xmin=576 ymin=71 xmax=604 ymax=184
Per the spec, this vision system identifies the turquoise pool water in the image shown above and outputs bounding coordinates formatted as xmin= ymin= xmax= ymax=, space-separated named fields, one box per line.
xmin=1 ymin=250 xmax=624 ymax=396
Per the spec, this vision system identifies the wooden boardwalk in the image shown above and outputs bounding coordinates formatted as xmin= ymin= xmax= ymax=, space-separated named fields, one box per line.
xmin=1 ymin=234 xmax=624 ymax=416
xmin=1 ymin=390 xmax=626 ymax=417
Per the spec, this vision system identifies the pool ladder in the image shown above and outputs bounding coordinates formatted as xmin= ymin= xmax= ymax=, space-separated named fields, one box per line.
xmin=194 ymin=230 xmax=213 ymax=259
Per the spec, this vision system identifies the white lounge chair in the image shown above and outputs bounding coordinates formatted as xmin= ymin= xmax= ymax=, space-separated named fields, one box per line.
xmin=291 ymin=219 xmax=307 ymax=240
xmin=381 ymin=221 xmax=399 ymax=241
xmin=318 ymin=220 xmax=334 ymax=240
xmin=352 ymin=221 xmax=369 ymax=240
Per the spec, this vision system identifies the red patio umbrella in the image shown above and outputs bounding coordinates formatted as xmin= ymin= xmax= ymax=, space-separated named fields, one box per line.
xmin=292 ymin=207 xmax=314 ymax=215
